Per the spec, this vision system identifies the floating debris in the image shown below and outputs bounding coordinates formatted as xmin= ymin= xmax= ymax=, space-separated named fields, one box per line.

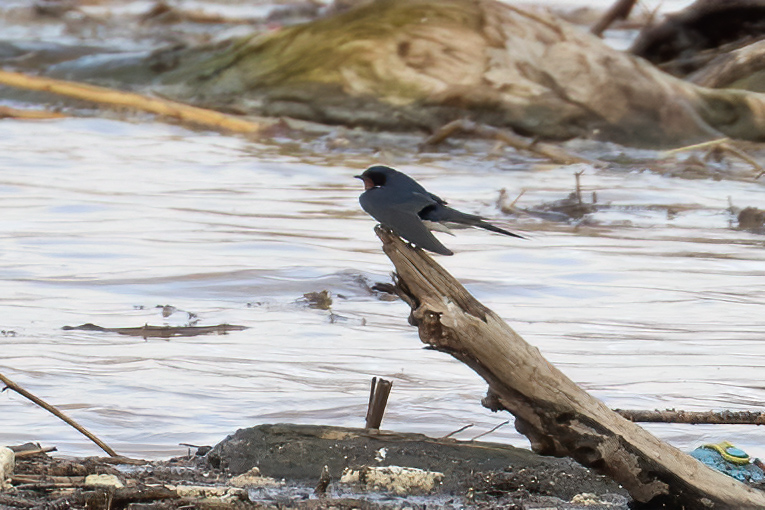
xmin=738 ymin=207 xmax=765 ymax=233
xmin=301 ymin=290 xmax=333 ymax=310
xmin=62 ymin=323 xmax=247 ymax=338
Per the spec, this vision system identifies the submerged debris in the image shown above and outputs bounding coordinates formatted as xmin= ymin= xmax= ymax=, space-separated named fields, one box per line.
xmin=737 ymin=206 xmax=765 ymax=233
xmin=499 ymin=172 xmax=598 ymax=223
xmin=61 ymin=323 xmax=247 ymax=338
xmin=301 ymin=290 xmax=333 ymax=310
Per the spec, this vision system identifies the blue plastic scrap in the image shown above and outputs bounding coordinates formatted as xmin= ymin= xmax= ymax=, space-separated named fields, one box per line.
xmin=691 ymin=442 xmax=765 ymax=483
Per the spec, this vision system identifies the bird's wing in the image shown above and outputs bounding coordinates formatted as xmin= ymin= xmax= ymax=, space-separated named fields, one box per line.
xmin=360 ymin=191 xmax=453 ymax=255
xmin=427 ymin=192 xmax=448 ymax=206
xmin=381 ymin=208 xmax=454 ymax=255
xmin=420 ymin=204 xmax=524 ymax=239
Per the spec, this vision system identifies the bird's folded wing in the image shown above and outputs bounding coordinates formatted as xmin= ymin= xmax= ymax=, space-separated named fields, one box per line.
xmin=380 ymin=208 xmax=454 ymax=255
xmin=361 ymin=192 xmax=453 ymax=255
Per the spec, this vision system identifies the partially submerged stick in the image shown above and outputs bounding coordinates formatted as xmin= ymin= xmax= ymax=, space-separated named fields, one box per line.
xmin=376 ymin=226 xmax=765 ymax=508
xmin=62 ymin=322 xmax=247 ymax=338
xmin=662 ymin=137 xmax=765 ymax=179
xmin=0 ymin=105 xmax=65 ymax=120
xmin=0 ymin=372 xmax=118 ymax=457
xmin=0 ymin=69 xmax=266 ymax=134
xmin=617 ymin=409 xmax=765 ymax=425
xmin=422 ymin=119 xmax=597 ymax=166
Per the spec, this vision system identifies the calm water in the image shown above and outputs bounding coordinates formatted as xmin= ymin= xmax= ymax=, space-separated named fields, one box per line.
xmin=0 ymin=0 xmax=763 ymax=462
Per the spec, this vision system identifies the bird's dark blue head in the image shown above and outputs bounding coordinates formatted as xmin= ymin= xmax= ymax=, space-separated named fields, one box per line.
xmin=355 ymin=165 xmax=398 ymax=190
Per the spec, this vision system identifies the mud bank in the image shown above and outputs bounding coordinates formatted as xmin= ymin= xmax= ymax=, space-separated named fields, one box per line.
xmin=1 ymin=424 xmax=630 ymax=509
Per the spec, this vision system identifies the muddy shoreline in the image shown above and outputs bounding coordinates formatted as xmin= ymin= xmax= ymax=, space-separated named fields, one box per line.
xmin=1 ymin=424 xmax=630 ymax=509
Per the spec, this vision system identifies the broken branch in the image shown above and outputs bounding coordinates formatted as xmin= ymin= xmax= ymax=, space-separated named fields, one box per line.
xmin=617 ymin=409 xmax=765 ymax=425
xmin=0 ymin=372 xmax=118 ymax=457
xmin=0 ymin=69 xmax=266 ymax=134
xmin=422 ymin=119 xmax=597 ymax=166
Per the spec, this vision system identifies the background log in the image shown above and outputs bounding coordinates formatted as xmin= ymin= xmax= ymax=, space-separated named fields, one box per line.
xmin=156 ymin=0 xmax=765 ymax=148
xmin=376 ymin=226 xmax=765 ymax=509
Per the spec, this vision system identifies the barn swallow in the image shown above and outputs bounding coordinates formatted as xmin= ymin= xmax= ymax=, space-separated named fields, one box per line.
xmin=355 ymin=165 xmax=522 ymax=255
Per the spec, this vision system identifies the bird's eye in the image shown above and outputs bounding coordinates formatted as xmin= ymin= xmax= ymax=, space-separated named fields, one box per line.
xmin=369 ymin=173 xmax=386 ymax=187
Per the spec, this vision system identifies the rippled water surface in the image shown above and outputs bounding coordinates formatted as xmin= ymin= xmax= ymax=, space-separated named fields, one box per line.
xmin=0 ymin=0 xmax=763 ymax=462
xmin=1 ymin=117 xmax=763 ymax=460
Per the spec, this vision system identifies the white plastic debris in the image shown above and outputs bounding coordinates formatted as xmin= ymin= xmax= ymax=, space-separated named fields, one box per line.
xmin=229 ymin=467 xmax=284 ymax=488
xmin=0 ymin=447 xmax=14 ymax=490
xmin=168 ymin=485 xmax=247 ymax=500
xmin=84 ymin=473 xmax=124 ymax=488
xmin=340 ymin=465 xmax=444 ymax=495
xmin=375 ymin=447 xmax=387 ymax=461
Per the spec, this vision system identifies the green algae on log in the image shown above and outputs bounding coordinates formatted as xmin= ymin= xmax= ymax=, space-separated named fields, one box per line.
xmin=154 ymin=0 xmax=765 ymax=148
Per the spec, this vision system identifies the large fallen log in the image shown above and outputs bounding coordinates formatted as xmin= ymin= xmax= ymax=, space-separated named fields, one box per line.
xmin=375 ymin=226 xmax=765 ymax=509
xmin=154 ymin=0 xmax=765 ymax=148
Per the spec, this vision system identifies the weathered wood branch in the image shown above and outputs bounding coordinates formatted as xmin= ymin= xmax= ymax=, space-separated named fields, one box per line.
xmin=0 ymin=69 xmax=267 ymax=134
xmin=0 ymin=105 xmax=65 ymax=120
xmin=376 ymin=226 xmax=765 ymax=509
xmin=61 ymin=322 xmax=246 ymax=338
xmin=365 ymin=377 xmax=393 ymax=430
xmin=0 ymin=372 xmax=118 ymax=457
xmin=422 ymin=119 xmax=597 ymax=166
xmin=617 ymin=409 xmax=765 ymax=425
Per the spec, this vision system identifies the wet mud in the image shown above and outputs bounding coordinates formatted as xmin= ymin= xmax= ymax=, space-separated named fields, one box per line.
xmin=2 ymin=424 xmax=629 ymax=509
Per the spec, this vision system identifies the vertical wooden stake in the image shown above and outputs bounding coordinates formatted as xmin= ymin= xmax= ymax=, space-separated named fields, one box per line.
xmin=365 ymin=377 xmax=393 ymax=430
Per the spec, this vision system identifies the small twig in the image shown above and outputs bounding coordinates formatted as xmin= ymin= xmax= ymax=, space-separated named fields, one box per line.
xmin=0 ymin=105 xmax=66 ymax=120
xmin=663 ymin=137 xmax=765 ymax=178
xmin=574 ymin=170 xmax=585 ymax=205
xmin=0 ymin=372 xmax=118 ymax=457
xmin=712 ymin=143 xmax=765 ymax=178
xmin=509 ymin=189 xmax=526 ymax=208
xmin=422 ymin=119 xmax=598 ymax=166
xmin=441 ymin=423 xmax=474 ymax=439
xmin=662 ymin=137 xmax=730 ymax=156
xmin=13 ymin=447 xmax=57 ymax=458
xmin=11 ymin=474 xmax=85 ymax=485
xmin=470 ymin=420 xmax=510 ymax=441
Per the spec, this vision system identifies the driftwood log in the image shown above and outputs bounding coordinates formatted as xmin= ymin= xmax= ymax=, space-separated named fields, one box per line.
xmin=154 ymin=0 xmax=765 ymax=148
xmin=376 ymin=226 xmax=765 ymax=508
xmin=617 ymin=409 xmax=765 ymax=425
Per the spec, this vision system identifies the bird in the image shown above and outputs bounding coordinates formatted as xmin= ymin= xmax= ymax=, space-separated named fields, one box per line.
xmin=355 ymin=165 xmax=522 ymax=256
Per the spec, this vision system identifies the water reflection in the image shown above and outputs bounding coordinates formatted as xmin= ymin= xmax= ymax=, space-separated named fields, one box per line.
xmin=0 ymin=118 xmax=763 ymax=461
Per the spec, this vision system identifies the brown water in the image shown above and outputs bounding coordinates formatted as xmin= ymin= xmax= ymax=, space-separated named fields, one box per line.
xmin=0 ymin=0 xmax=763 ymax=461
xmin=1 ymin=117 xmax=763 ymax=460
